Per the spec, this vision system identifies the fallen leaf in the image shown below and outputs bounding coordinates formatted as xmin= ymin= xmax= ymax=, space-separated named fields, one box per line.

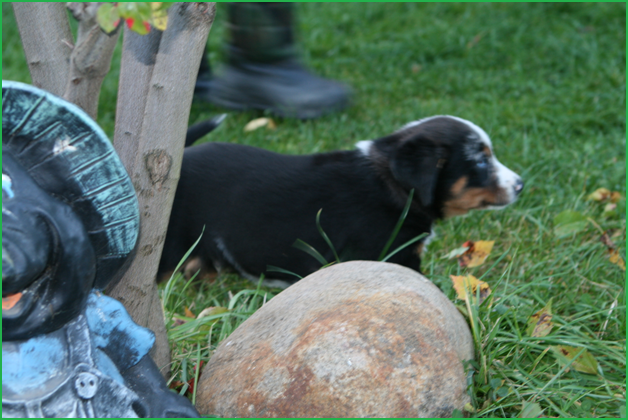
xmin=186 ymin=360 xmax=205 ymax=396
xmin=450 ymin=274 xmax=491 ymax=304
xmin=168 ymin=361 xmax=204 ymax=396
xmin=458 ymin=240 xmax=494 ymax=267
xmin=608 ymin=248 xmax=626 ymax=270
xmin=169 ymin=380 xmax=184 ymax=390
xmin=600 ymin=232 xmax=626 ymax=271
xmin=244 ymin=117 xmax=276 ymax=132
xmin=600 ymin=232 xmax=615 ymax=248
xmin=588 ymin=188 xmax=612 ymax=201
xmin=197 ymin=306 xmax=229 ymax=319
xmin=553 ymin=210 xmax=588 ymax=237
xmin=551 ymin=345 xmax=599 ymax=375
xmin=171 ymin=318 xmax=186 ymax=327
xmin=184 ymin=306 xmax=195 ymax=318
xmin=526 ymin=298 xmax=553 ymax=338
xmin=587 ymin=188 xmax=623 ymax=203
xmin=602 ymin=202 xmax=618 ymax=218
xmin=519 ymin=401 xmax=543 ymax=418
xmin=442 ymin=245 xmax=470 ymax=259
xmin=463 ymin=403 xmax=476 ymax=413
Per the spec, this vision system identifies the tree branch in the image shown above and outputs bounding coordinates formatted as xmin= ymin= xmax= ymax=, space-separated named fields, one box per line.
xmin=12 ymin=2 xmax=73 ymax=96
xmin=65 ymin=2 xmax=120 ymax=120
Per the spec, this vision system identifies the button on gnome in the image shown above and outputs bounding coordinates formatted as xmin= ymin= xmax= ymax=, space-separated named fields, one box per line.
xmin=2 ymin=81 xmax=199 ymax=418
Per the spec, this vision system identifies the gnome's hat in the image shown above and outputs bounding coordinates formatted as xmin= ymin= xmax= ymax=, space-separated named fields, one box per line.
xmin=2 ymin=81 xmax=139 ymax=290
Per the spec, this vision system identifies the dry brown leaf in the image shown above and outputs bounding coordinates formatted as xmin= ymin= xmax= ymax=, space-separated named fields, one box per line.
xmin=588 ymin=188 xmax=623 ymax=203
xmin=458 ymin=240 xmax=495 ymax=268
xmin=600 ymin=232 xmax=615 ymax=248
xmin=609 ymin=248 xmax=626 ymax=270
xmin=600 ymin=232 xmax=626 ymax=270
xmin=184 ymin=306 xmax=195 ymax=318
xmin=450 ymin=274 xmax=491 ymax=304
xmin=244 ymin=117 xmax=276 ymax=132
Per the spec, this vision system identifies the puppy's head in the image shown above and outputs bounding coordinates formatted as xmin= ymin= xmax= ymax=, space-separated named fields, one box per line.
xmin=368 ymin=115 xmax=523 ymax=218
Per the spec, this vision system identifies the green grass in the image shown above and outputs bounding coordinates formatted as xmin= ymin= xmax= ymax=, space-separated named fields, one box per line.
xmin=3 ymin=3 xmax=625 ymax=418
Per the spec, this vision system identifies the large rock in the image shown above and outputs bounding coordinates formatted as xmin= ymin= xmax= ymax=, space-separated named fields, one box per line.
xmin=196 ymin=261 xmax=474 ymax=418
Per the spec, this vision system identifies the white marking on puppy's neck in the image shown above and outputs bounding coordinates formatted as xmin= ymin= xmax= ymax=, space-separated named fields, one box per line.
xmin=355 ymin=140 xmax=373 ymax=156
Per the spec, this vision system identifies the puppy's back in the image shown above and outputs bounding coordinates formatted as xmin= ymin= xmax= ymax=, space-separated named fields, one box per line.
xmin=162 ymin=142 xmax=391 ymax=279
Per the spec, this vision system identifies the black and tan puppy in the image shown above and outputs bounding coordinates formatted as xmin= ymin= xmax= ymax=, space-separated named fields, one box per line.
xmin=159 ymin=116 xmax=523 ymax=286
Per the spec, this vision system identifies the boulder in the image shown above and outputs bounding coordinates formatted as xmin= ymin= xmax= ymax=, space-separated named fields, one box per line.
xmin=196 ymin=261 xmax=474 ymax=417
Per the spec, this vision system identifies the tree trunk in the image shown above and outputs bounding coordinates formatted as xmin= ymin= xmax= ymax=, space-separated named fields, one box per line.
xmin=65 ymin=2 xmax=120 ymax=120
xmin=13 ymin=2 xmax=120 ymax=120
xmin=12 ymin=2 xmax=73 ymax=96
xmin=108 ymin=2 xmax=216 ymax=376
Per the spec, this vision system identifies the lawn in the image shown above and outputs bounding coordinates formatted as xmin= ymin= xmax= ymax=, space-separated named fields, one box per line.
xmin=2 ymin=3 xmax=626 ymax=418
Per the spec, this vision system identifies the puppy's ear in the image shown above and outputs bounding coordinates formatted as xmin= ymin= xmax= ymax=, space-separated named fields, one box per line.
xmin=390 ymin=140 xmax=445 ymax=208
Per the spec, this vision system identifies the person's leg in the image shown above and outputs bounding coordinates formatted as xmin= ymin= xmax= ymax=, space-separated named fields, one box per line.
xmin=195 ymin=3 xmax=351 ymax=119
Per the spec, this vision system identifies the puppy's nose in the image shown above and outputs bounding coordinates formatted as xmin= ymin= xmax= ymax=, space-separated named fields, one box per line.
xmin=514 ymin=178 xmax=524 ymax=195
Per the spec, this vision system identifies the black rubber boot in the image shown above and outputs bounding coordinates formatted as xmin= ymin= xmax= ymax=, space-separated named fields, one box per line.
xmin=195 ymin=3 xmax=351 ymax=119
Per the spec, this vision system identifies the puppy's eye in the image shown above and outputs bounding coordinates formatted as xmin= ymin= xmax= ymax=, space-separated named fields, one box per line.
xmin=476 ymin=155 xmax=488 ymax=169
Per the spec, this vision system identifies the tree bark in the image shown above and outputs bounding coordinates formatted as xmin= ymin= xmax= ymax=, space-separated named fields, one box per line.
xmin=13 ymin=2 xmax=120 ymax=120
xmin=108 ymin=2 xmax=216 ymax=376
xmin=12 ymin=2 xmax=73 ymax=96
xmin=65 ymin=2 xmax=120 ymax=120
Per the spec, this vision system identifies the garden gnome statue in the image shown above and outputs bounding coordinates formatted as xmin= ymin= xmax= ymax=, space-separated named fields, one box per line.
xmin=1 ymin=81 xmax=198 ymax=418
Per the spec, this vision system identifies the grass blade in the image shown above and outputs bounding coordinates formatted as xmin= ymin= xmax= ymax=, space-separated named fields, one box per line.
xmin=162 ymin=226 xmax=205 ymax=319
xmin=191 ymin=343 xmax=202 ymax=406
xmin=266 ymin=265 xmax=303 ymax=279
xmin=316 ymin=208 xmax=340 ymax=262
xmin=378 ymin=189 xmax=414 ymax=261
xmin=381 ymin=232 xmax=428 ymax=262
xmin=293 ymin=238 xmax=328 ymax=265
